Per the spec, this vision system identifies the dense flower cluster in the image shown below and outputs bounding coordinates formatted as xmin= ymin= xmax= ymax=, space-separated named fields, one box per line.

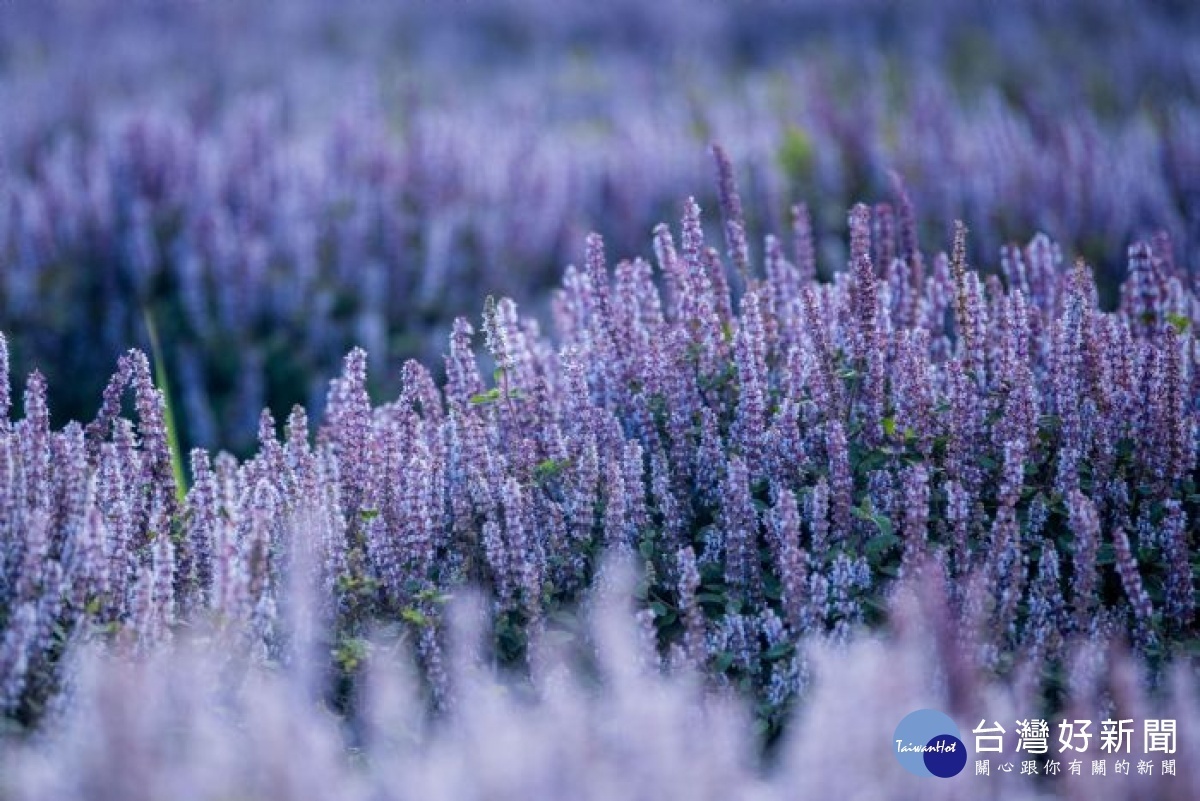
xmin=3 ymin=0 xmax=1199 ymax=451
xmin=1 ymin=154 xmax=1195 ymax=731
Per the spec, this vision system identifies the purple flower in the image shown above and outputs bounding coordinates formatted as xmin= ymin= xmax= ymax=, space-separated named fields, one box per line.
xmin=0 ymin=332 xmax=9 ymax=425
xmin=711 ymin=143 xmax=750 ymax=282
xmin=1067 ymin=490 xmax=1101 ymax=632
xmin=769 ymin=487 xmax=811 ymax=632
xmin=720 ymin=456 xmax=761 ymax=607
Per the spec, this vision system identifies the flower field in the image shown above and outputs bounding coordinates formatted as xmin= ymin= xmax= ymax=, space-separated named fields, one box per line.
xmin=0 ymin=1 xmax=1197 ymax=798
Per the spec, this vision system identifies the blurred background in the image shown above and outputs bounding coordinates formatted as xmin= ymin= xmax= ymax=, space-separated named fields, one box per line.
xmin=2 ymin=0 xmax=1198 ymax=454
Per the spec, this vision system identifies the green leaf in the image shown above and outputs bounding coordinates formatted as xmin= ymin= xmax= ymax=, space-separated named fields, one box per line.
xmin=332 ymin=637 xmax=371 ymax=672
xmin=469 ymin=388 xmax=502 ymax=406
xmin=1166 ymin=313 xmax=1191 ymax=334
xmin=401 ymin=607 xmax=430 ymax=627
xmin=852 ymin=504 xmax=895 ymax=538
xmin=881 ymin=416 xmax=897 ymax=437
xmin=764 ymin=642 xmax=794 ymax=661
xmin=856 ymin=448 xmax=889 ymax=474
xmin=713 ymin=652 xmax=736 ymax=673
xmin=778 ymin=125 xmax=816 ymax=181
xmin=534 ymin=458 xmax=570 ymax=483
xmin=865 ymin=532 xmax=901 ymax=559
xmin=414 ymin=588 xmax=453 ymax=605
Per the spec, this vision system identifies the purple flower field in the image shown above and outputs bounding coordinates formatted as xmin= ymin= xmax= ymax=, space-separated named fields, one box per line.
xmin=0 ymin=1 xmax=1197 ymax=798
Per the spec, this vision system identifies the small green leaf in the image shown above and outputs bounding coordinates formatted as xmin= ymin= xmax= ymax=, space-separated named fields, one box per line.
xmin=414 ymin=588 xmax=453 ymax=605
xmin=401 ymin=607 xmax=430 ymax=627
xmin=881 ymin=416 xmax=897 ymax=437
xmin=534 ymin=458 xmax=570 ymax=483
xmin=778 ymin=125 xmax=815 ymax=181
xmin=764 ymin=642 xmax=794 ymax=661
xmin=856 ymin=448 xmax=889 ymax=474
xmin=332 ymin=637 xmax=371 ymax=672
xmin=469 ymin=388 xmax=502 ymax=406
xmin=1166 ymin=313 xmax=1191 ymax=334
xmin=639 ymin=538 xmax=657 ymax=561
xmin=865 ymin=532 xmax=901 ymax=558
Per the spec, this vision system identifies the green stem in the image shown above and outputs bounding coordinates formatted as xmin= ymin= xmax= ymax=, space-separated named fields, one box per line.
xmin=143 ymin=307 xmax=188 ymax=503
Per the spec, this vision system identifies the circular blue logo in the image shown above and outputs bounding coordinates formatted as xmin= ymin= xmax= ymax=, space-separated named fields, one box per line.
xmin=893 ymin=709 xmax=967 ymax=778
xmin=924 ymin=734 xmax=968 ymax=777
